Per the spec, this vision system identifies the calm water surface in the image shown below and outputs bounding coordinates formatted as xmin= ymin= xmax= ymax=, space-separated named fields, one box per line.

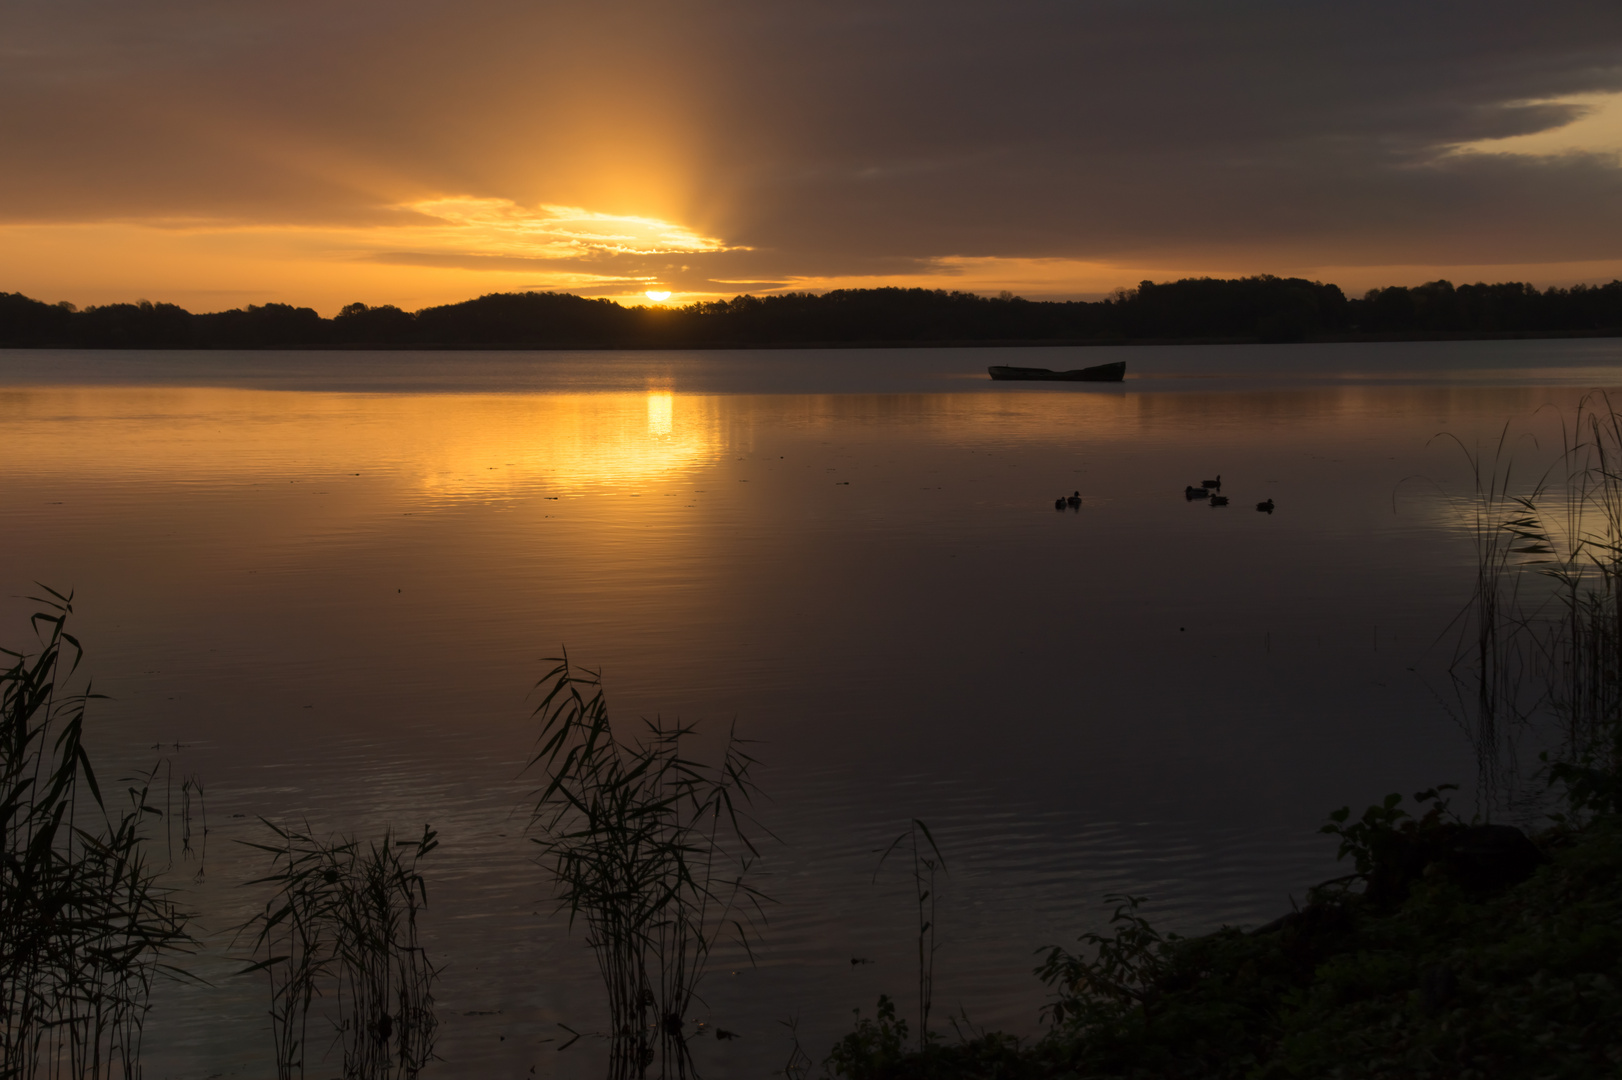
xmin=3 ymin=340 xmax=1621 ymax=1078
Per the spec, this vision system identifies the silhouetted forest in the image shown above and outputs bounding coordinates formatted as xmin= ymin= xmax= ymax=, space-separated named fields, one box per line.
xmin=5 ymin=275 xmax=1622 ymax=349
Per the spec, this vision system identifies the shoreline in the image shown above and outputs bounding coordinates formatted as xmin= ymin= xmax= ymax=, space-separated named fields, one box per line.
xmin=6 ymin=326 xmax=1622 ymax=352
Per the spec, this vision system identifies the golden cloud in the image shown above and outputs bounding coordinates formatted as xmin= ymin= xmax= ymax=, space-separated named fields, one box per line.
xmin=401 ymin=198 xmax=741 ymax=259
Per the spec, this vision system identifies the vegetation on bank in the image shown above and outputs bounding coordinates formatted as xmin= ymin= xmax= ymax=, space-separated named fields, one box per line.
xmin=5 ymin=276 xmax=1622 ymax=349
xmin=824 ymin=792 xmax=1622 ymax=1079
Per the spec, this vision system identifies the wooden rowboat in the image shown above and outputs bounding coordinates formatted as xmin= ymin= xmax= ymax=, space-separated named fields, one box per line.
xmin=987 ymin=361 xmax=1126 ymax=382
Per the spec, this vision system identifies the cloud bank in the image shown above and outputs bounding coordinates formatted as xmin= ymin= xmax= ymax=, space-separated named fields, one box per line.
xmin=3 ymin=0 xmax=1621 ymax=310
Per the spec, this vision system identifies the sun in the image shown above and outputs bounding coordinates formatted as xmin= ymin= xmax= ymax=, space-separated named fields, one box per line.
xmin=645 ymin=290 xmax=672 ymax=302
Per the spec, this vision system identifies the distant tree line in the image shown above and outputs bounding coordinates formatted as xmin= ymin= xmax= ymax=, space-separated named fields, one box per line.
xmin=4 ymin=275 xmax=1622 ymax=349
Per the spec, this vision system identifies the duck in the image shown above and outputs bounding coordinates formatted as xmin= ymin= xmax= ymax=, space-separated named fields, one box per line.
xmin=1209 ymin=495 xmax=1229 ymax=506
xmin=1185 ymin=486 xmax=1209 ymax=499
xmin=1066 ymin=491 xmax=1081 ymax=508
xmin=1202 ymin=475 xmax=1222 ymax=490
xmin=1256 ymin=498 xmax=1275 ymax=513
xmin=1054 ymin=497 xmax=1066 ymax=510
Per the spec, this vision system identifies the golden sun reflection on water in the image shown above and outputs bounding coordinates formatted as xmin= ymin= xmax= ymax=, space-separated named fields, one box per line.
xmin=646 ymin=390 xmax=674 ymax=437
xmin=412 ymin=390 xmax=719 ymax=497
xmin=0 ymin=387 xmax=724 ymax=497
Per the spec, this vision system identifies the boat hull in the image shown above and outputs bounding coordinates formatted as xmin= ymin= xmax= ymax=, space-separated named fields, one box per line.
xmin=987 ymin=361 xmax=1125 ymax=382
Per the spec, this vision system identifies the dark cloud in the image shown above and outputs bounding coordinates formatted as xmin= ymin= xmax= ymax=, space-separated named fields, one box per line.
xmin=694 ymin=0 xmax=1622 ymax=265
xmin=3 ymin=0 xmax=1621 ymax=277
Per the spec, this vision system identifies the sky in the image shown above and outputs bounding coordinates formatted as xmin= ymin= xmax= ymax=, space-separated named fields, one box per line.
xmin=4 ymin=0 xmax=1622 ymax=314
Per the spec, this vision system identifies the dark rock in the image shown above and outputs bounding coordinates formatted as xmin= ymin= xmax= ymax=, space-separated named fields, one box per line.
xmin=1354 ymin=821 xmax=1546 ymax=908
xmin=1439 ymin=823 xmax=1546 ymax=893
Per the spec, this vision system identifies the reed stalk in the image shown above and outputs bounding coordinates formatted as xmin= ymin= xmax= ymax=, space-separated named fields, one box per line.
xmin=1446 ymin=392 xmax=1622 ymax=816
xmin=239 ymin=822 xmax=439 ymax=1080
xmin=1439 ymin=422 xmax=1543 ymax=812
xmin=0 ymin=588 xmax=193 ymax=1080
xmin=525 ymin=653 xmax=768 ymax=1079
xmin=876 ymin=820 xmax=945 ymax=1053
xmin=1521 ymin=393 xmax=1622 ymax=811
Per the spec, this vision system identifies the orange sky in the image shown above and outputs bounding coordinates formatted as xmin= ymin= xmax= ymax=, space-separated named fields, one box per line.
xmin=4 ymin=1 xmax=1622 ymax=315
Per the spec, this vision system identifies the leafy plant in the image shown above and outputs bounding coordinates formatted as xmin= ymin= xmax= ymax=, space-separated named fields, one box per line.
xmin=1317 ymin=785 xmax=1459 ymax=906
xmin=1035 ymin=894 xmax=1170 ymax=1035
xmin=827 ymin=995 xmax=1045 ymax=1080
xmin=826 ymin=995 xmax=909 ymax=1078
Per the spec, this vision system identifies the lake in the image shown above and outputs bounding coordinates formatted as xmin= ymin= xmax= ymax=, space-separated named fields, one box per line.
xmin=3 ymin=339 xmax=1619 ymax=1078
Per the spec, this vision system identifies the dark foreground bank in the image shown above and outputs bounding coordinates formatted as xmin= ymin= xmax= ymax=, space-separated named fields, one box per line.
xmin=824 ymin=786 xmax=1622 ymax=1080
xmin=6 ymin=276 xmax=1622 ymax=350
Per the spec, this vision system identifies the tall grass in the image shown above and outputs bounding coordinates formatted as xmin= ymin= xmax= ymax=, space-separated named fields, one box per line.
xmin=1516 ymin=393 xmax=1622 ymax=812
xmin=876 ymin=820 xmax=945 ymax=1052
xmin=0 ymin=588 xmax=193 ymax=1080
xmin=1437 ymin=422 xmax=1544 ymax=812
xmin=240 ymin=821 xmax=439 ymax=1080
xmin=525 ymin=654 xmax=767 ymax=1078
xmin=1448 ymin=392 xmax=1622 ymax=816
